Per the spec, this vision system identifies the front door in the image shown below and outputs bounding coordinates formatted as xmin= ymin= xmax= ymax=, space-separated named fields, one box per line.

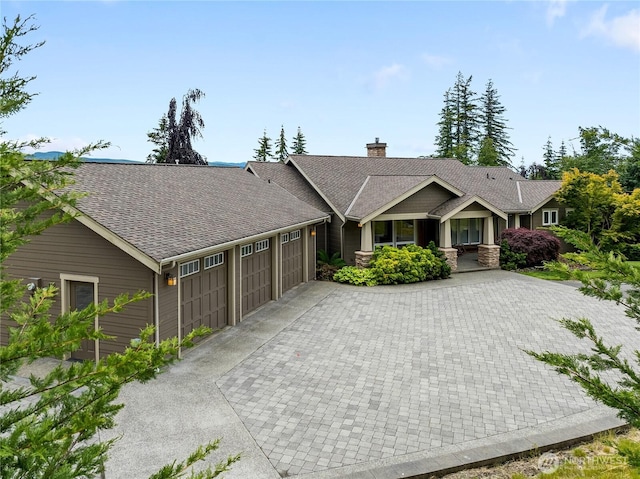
xmin=69 ymin=281 xmax=96 ymax=360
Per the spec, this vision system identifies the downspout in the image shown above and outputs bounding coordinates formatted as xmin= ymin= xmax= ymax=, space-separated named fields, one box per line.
xmin=177 ymin=268 xmax=182 ymax=359
xmin=154 ymin=272 xmax=160 ymax=346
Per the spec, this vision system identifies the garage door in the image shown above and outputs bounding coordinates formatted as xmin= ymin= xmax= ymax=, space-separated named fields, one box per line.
xmin=282 ymin=230 xmax=303 ymax=293
xmin=242 ymin=239 xmax=272 ymax=315
xmin=181 ymin=253 xmax=228 ymax=341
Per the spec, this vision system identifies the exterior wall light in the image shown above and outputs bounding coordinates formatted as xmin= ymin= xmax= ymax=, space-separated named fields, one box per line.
xmin=310 ymin=229 xmax=316 ymax=237
xmin=165 ymin=273 xmax=177 ymax=286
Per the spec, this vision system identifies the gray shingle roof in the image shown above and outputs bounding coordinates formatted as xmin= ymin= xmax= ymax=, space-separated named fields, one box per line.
xmin=64 ymin=163 xmax=329 ymax=262
xmin=245 ymin=161 xmax=331 ymax=213
xmin=288 ymin=155 xmax=561 ymax=217
xmin=345 ymin=175 xmax=430 ymax=220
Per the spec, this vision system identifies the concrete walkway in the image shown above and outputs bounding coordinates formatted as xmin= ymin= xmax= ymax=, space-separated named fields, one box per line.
xmin=98 ymin=270 xmax=633 ymax=478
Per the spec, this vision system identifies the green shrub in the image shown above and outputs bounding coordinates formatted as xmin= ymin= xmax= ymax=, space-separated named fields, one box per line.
xmin=370 ymin=244 xmax=450 ymax=285
xmin=333 ymin=266 xmax=377 ymax=286
xmin=426 ymin=241 xmax=452 ymax=278
xmin=316 ymin=249 xmax=346 ymax=281
xmin=499 ymin=240 xmax=527 ymax=270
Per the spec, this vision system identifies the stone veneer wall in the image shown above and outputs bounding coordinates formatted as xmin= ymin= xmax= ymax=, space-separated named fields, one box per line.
xmin=355 ymin=251 xmax=374 ymax=269
xmin=438 ymin=247 xmax=458 ymax=272
xmin=478 ymin=244 xmax=500 ymax=269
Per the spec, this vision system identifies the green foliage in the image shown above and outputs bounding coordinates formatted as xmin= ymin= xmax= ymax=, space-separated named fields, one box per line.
xmin=316 ymin=250 xmax=346 ymax=281
xmin=370 ymin=244 xmax=450 ymax=285
xmin=274 ymin=125 xmax=288 ymax=163
xmin=499 ymin=240 xmax=527 ymax=271
xmin=527 ymin=227 xmax=640 ymax=429
xmin=0 ymin=15 xmax=237 ymax=478
xmin=477 ymin=136 xmax=499 ymax=166
xmin=253 ymin=129 xmax=272 ymax=162
xmin=333 ymin=266 xmax=377 ymax=286
xmin=291 ymin=126 xmax=307 ymax=155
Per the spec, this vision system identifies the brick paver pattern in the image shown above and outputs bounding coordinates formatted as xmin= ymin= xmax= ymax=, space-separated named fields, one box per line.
xmin=217 ymin=276 xmax=635 ymax=476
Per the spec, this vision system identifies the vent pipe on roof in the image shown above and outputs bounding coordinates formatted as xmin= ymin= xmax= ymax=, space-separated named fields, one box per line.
xmin=366 ymin=138 xmax=387 ymax=157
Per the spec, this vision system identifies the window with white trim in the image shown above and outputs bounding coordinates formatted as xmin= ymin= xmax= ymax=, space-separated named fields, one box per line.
xmin=290 ymin=230 xmax=301 ymax=241
xmin=542 ymin=209 xmax=559 ymax=226
xmin=255 ymin=239 xmax=270 ymax=252
xmin=180 ymin=259 xmax=200 ymax=277
xmin=204 ymin=252 xmax=224 ymax=269
xmin=564 ymin=208 xmax=574 ymax=218
xmin=281 ymin=232 xmax=289 ymax=244
xmin=373 ymin=220 xmax=416 ymax=248
xmin=241 ymin=244 xmax=253 ymax=257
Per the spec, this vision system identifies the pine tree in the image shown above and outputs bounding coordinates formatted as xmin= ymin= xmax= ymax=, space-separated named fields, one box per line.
xmin=479 ymin=79 xmax=515 ymax=167
xmin=253 ymin=129 xmax=272 ymax=162
xmin=542 ymin=136 xmax=560 ymax=179
xmin=434 ymin=89 xmax=454 ymax=158
xmin=274 ymin=125 xmax=288 ymax=163
xmin=291 ymin=126 xmax=308 ymax=155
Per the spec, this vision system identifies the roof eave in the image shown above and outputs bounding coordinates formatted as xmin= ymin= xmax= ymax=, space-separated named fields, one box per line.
xmin=439 ymin=195 xmax=508 ymax=223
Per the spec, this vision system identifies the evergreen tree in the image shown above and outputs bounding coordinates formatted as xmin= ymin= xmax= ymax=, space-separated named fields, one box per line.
xmin=148 ymin=89 xmax=207 ymax=165
xmin=0 ymin=15 xmax=239 ymax=478
xmin=291 ymin=126 xmax=308 ymax=155
xmin=479 ymin=79 xmax=515 ymax=167
xmin=477 ymin=136 xmax=499 ymax=166
xmin=253 ymin=129 xmax=272 ymax=162
xmin=542 ymin=136 xmax=560 ymax=179
xmin=434 ymin=89 xmax=454 ymax=158
xmin=274 ymin=125 xmax=288 ymax=163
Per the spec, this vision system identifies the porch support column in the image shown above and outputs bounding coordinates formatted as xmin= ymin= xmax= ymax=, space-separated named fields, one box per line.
xmin=478 ymin=216 xmax=500 ymax=269
xmin=438 ymin=219 xmax=457 ymax=272
xmin=355 ymin=221 xmax=374 ymax=268
xmin=514 ymin=214 xmax=520 ymax=228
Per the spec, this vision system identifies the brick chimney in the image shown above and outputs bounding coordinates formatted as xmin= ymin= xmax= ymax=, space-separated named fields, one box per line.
xmin=366 ymin=138 xmax=387 ymax=157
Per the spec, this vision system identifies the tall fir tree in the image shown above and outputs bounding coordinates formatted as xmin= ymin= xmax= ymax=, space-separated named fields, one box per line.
xmin=542 ymin=136 xmax=560 ymax=179
xmin=477 ymin=136 xmax=499 ymax=166
xmin=253 ymin=129 xmax=273 ymax=162
xmin=291 ymin=126 xmax=308 ymax=155
xmin=434 ymin=89 xmax=454 ymax=158
xmin=479 ymin=79 xmax=515 ymax=166
xmin=274 ymin=125 xmax=288 ymax=163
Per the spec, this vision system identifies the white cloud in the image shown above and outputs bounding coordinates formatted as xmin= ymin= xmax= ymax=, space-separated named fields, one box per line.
xmin=421 ymin=53 xmax=453 ymax=70
xmin=370 ymin=63 xmax=408 ymax=91
xmin=546 ymin=0 xmax=568 ymax=27
xmin=582 ymin=5 xmax=640 ymax=52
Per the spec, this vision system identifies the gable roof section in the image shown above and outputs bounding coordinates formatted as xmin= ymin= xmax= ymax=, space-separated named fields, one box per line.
xmin=289 ymin=155 xmax=469 ymax=216
xmin=345 ymin=175 xmax=464 ymax=223
xmin=517 ymin=180 xmax=562 ymax=212
xmin=245 ymin=161 xmax=331 ymax=213
xmin=431 ymin=195 xmax=508 ymax=222
xmin=58 ymin=163 xmax=329 ymax=270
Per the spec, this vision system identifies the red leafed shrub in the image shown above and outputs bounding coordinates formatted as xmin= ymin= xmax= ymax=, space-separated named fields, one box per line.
xmin=500 ymin=228 xmax=560 ymax=267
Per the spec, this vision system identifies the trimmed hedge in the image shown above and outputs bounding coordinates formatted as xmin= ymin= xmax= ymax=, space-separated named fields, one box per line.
xmin=500 ymin=228 xmax=560 ymax=268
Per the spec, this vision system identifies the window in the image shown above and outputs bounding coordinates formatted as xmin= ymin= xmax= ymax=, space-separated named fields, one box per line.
xmin=290 ymin=230 xmax=301 ymax=241
xmin=204 ymin=252 xmax=224 ymax=269
xmin=241 ymin=244 xmax=253 ymax=257
xmin=542 ymin=209 xmax=559 ymax=226
xmin=255 ymin=239 xmax=270 ymax=252
xmin=373 ymin=220 xmax=416 ymax=247
xmin=180 ymin=259 xmax=200 ymax=277
xmin=451 ymin=218 xmax=482 ymax=245
xmin=564 ymin=208 xmax=574 ymax=219
xmin=281 ymin=232 xmax=289 ymax=244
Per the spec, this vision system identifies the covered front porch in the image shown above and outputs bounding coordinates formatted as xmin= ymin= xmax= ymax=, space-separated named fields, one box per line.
xmin=354 ymin=197 xmax=506 ymax=272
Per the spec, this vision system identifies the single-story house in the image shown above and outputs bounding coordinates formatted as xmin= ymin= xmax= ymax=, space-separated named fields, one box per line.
xmin=4 ymin=163 xmax=329 ymax=360
xmin=246 ymin=139 xmax=568 ymax=271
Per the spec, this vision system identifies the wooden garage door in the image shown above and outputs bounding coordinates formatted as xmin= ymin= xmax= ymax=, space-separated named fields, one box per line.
xmin=181 ymin=255 xmax=227 ymax=341
xmin=242 ymin=240 xmax=272 ymax=315
xmin=282 ymin=232 xmax=303 ymax=293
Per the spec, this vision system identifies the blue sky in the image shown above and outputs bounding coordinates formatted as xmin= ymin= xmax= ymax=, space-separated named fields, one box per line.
xmin=3 ymin=0 xmax=639 ymax=166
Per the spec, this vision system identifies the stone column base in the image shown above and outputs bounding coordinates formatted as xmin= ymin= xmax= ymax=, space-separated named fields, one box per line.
xmin=355 ymin=251 xmax=374 ymax=269
xmin=478 ymin=244 xmax=500 ymax=269
xmin=438 ymin=247 xmax=458 ymax=272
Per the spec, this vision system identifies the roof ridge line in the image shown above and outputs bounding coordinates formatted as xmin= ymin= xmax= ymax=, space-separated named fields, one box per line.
xmin=345 ymin=176 xmax=372 ymax=217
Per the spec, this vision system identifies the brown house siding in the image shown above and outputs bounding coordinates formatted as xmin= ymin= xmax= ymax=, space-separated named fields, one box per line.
xmin=3 ymin=216 xmax=154 ymax=355
xmin=327 ymin=219 xmax=344 ymax=259
xmin=385 ymin=184 xmax=454 ymax=215
xmin=531 ymin=198 xmax=565 ymax=229
xmin=344 ymin=221 xmax=361 ymax=266
xmin=158 ymin=265 xmax=179 ymax=341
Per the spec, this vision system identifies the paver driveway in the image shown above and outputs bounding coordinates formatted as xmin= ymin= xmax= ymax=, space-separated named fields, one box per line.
xmin=104 ymin=270 xmax=633 ymax=478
